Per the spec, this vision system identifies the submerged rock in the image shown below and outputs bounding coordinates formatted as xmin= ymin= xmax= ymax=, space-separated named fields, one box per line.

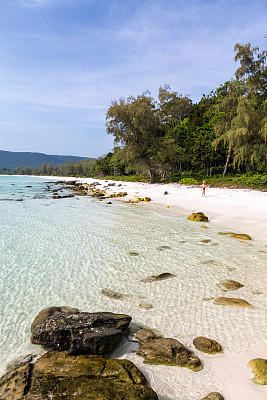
xmin=213 ymin=297 xmax=254 ymax=308
xmin=0 ymin=350 xmax=158 ymax=399
xmin=134 ymin=328 xmax=163 ymax=343
xmin=193 ymin=337 xmax=222 ymax=354
xmin=101 ymin=288 xmax=126 ymax=300
xmin=156 ymin=245 xmax=171 ymax=251
xmin=31 ymin=310 xmax=131 ymax=355
xmin=140 ymin=273 xmax=175 ymax=283
xmin=187 ymin=212 xmax=208 ymax=222
xmin=138 ymin=301 xmax=153 ymax=310
xmin=200 ymin=393 xmax=224 ymax=400
xmin=136 ymin=338 xmax=202 ymax=371
xmin=230 ymin=233 xmax=252 ymax=240
xmin=248 ymin=358 xmax=267 ymax=385
xmin=31 ymin=306 xmax=79 ymax=333
xmin=217 ymin=280 xmax=244 ymax=292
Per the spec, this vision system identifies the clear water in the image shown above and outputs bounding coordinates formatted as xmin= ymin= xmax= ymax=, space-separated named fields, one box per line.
xmin=0 ymin=175 xmax=266 ymax=399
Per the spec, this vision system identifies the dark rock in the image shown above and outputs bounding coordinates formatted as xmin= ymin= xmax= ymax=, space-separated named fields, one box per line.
xmin=156 ymin=245 xmax=171 ymax=251
xmin=141 ymin=273 xmax=175 ymax=283
xmin=31 ymin=306 xmax=80 ymax=333
xmin=136 ymin=338 xmax=202 ymax=371
xmin=187 ymin=212 xmax=208 ymax=222
xmin=201 ymin=392 xmax=224 ymax=400
xmin=164 ymin=191 xmax=168 ymax=195
xmin=129 ymin=251 xmax=139 ymax=256
xmin=31 ymin=310 xmax=131 ymax=355
xmin=193 ymin=337 xmax=222 ymax=354
xmin=0 ymin=350 xmax=158 ymax=399
xmin=16 ymin=199 xmax=23 ymax=201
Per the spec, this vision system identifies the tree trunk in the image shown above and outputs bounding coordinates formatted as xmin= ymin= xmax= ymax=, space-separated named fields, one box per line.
xmin=150 ymin=169 xmax=155 ymax=183
xmin=223 ymin=146 xmax=231 ymax=177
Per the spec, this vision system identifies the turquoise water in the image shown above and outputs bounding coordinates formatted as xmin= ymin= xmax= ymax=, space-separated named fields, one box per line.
xmin=0 ymin=175 xmax=266 ymax=399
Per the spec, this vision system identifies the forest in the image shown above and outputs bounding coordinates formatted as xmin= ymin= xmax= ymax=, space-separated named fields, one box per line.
xmin=2 ymin=41 xmax=267 ymax=188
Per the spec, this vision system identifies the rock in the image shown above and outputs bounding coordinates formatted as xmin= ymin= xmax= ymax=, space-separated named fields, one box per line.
xmin=201 ymin=225 xmax=208 ymax=229
xmin=193 ymin=337 xmax=222 ymax=354
xmin=217 ymin=280 xmax=244 ymax=291
xmin=101 ymin=288 xmax=126 ymax=300
xmin=31 ymin=311 xmax=131 ymax=355
xmin=218 ymin=231 xmax=236 ymax=235
xmin=200 ymin=239 xmax=211 ymax=243
xmin=128 ymin=251 xmax=139 ymax=256
xmin=31 ymin=306 xmax=80 ymax=333
xmin=200 ymin=392 xmax=224 ymax=400
xmin=136 ymin=338 xmax=202 ymax=371
xmin=138 ymin=301 xmax=153 ymax=310
xmin=6 ymin=354 xmax=36 ymax=373
xmin=164 ymin=191 xmax=168 ymax=195
xmin=213 ymin=297 xmax=254 ymax=308
xmin=230 ymin=233 xmax=252 ymax=240
xmin=187 ymin=212 xmax=208 ymax=222
xmin=156 ymin=245 xmax=171 ymax=251
xmin=140 ymin=273 xmax=175 ymax=283
xmin=134 ymin=328 xmax=163 ymax=343
xmin=248 ymin=358 xmax=267 ymax=385
xmin=0 ymin=350 xmax=158 ymax=399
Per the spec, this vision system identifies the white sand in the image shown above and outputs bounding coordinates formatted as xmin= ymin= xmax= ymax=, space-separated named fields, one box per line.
xmin=38 ymin=176 xmax=267 ymax=399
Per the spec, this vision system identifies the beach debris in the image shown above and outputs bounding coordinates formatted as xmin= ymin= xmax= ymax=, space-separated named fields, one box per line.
xmin=31 ymin=309 xmax=131 ymax=355
xmin=101 ymin=288 xmax=126 ymax=300
xmin=230 ymin=233 xmax=252 ymax=240
xmin=136 ymin=337 xmax=202 ymax=371
xmin=248 ymin=358 xmax=267 ymax=385
xmin=134 ymin=328 xmax=163 ymax=343
xmin=217 ymin=279 xmax=244 ymax=291
xmin=156 ymin=245 xmax=171 ymax=251
xmin=193 ymin=337 xmax=222 ymax=354
xmin=0 ymin=351 xmax=158 ymax=400
xmin=140 ymin=272 xmax=176 ymax=283
xmin=138 ymin=301 xmax=153 ymax=310
xmin=213 ymin=297 xmax=254 ymax=308
xmin=187 ymin=212 xmax=208 ymax=222
xmin=200 ymin=393 xmax=224 ymax=400
xmin=128 ymin=251 xmax=139 ymax=256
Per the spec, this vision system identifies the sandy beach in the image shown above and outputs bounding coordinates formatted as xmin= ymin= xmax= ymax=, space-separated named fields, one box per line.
xmin=70 ymin=178 xmax=267 ymax=241
xmin=36 ymin=176 xmax=267 ymax=400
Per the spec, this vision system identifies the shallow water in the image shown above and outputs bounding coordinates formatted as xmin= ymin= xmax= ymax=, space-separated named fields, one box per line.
xmin=0 ymin=175 xmax=266 ymax=399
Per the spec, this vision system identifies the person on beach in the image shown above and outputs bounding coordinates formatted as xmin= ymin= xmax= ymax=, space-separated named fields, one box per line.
xmin=201 ymin=181 xmax=207 ymax=197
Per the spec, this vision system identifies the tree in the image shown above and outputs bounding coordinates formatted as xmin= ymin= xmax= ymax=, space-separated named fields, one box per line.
xmin=106 ymin=92 xmax=165 ymax=183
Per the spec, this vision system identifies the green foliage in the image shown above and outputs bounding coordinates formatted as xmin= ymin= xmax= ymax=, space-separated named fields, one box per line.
xmin=180 ymin=177 xmax=199 ymax=185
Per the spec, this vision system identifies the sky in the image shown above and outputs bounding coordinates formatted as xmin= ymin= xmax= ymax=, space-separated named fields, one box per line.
xmin=0 ymin=0 xmax=266 ymax=158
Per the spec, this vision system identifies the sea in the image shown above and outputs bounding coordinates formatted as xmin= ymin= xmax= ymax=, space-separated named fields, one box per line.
xmin=0 ymin=175 xmax=266 ymax=399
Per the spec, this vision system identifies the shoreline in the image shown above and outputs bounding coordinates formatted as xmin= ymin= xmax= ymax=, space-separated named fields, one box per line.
xmin=38 ymin=175 xmax=267 ymax=241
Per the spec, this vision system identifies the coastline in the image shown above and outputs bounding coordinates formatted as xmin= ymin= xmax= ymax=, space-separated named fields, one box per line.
xmin=40 ymin=176 xmax=267 ymax=241
xmin=28 ymin=175 xmax=267 ymax=400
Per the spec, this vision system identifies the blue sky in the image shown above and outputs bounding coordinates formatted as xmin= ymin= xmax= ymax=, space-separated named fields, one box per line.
xmin=0 ymin=0 xmax=266 ymax=157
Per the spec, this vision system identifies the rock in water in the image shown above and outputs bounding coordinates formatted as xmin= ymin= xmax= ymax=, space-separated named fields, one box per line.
xmin=230 ymin=233 xmax=251 ymax=240
xmin=31 ymin=306 xmax=80 ymax=333
xmin=193 ymin=337 xmax=222 ymax=354
xmin=248 ymin=358 xmax=267 ymax=385
xmin=0 ymin=350 xmax=158 ymax=399
xmin=140 ymin=273 xmax=175 ymax=283
xmin=213 ymin=297 xmax=254 ymax=308
xmin=31 ymin=310 xmax=132 ymax=355
xmin=217 ymin=280 xmax=244 ymax=291
xmin=136 ymin=338 xmax=202 ymax=371
xmin=201 ymin=393 xmax=224 ymax=400
xmin=187 ymin=212 xmax=209 ymax=222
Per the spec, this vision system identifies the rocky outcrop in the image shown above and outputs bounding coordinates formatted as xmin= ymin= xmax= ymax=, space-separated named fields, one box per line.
xmin=248 ymin=358 xmax=267 ymax=385
xmin=200 ymin=393 xmax=224 ymax=400
xmin=217 ymin=280 xmax=244 ymax=291
xmin=213 ymin=297 xmax=254 ymax=308
xmin=31 ymin=310 xmax=132 ymax=355
xmin=0 ymin=350 xmax=158 ymax=399
xmin=136 ymin=338 xmax=202 ymax=371
xmin=187 ymin=212 xmax=209 ymax=222
xmin=193 ymin=337 xmax=222 ymax=354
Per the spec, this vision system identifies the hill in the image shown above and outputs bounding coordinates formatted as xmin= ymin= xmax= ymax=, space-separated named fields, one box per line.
xmin=0 ymin=150 xmax=89 ymax=169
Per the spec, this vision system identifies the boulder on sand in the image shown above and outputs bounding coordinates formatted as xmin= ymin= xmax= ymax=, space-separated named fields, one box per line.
xmin=187 ymin=212 xmax=208 ymax=222
xmin=31 ymin=309 xmax=132 ymax=355
xmin=0 ymin=350 xmax=158 ymax=400
xmin=193 ymin=337 xmax=222 ymax=354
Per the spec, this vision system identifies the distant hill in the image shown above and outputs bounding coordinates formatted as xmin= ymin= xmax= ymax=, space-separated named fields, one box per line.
xmin=0 ymin=150 xmax=89 ymax=169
